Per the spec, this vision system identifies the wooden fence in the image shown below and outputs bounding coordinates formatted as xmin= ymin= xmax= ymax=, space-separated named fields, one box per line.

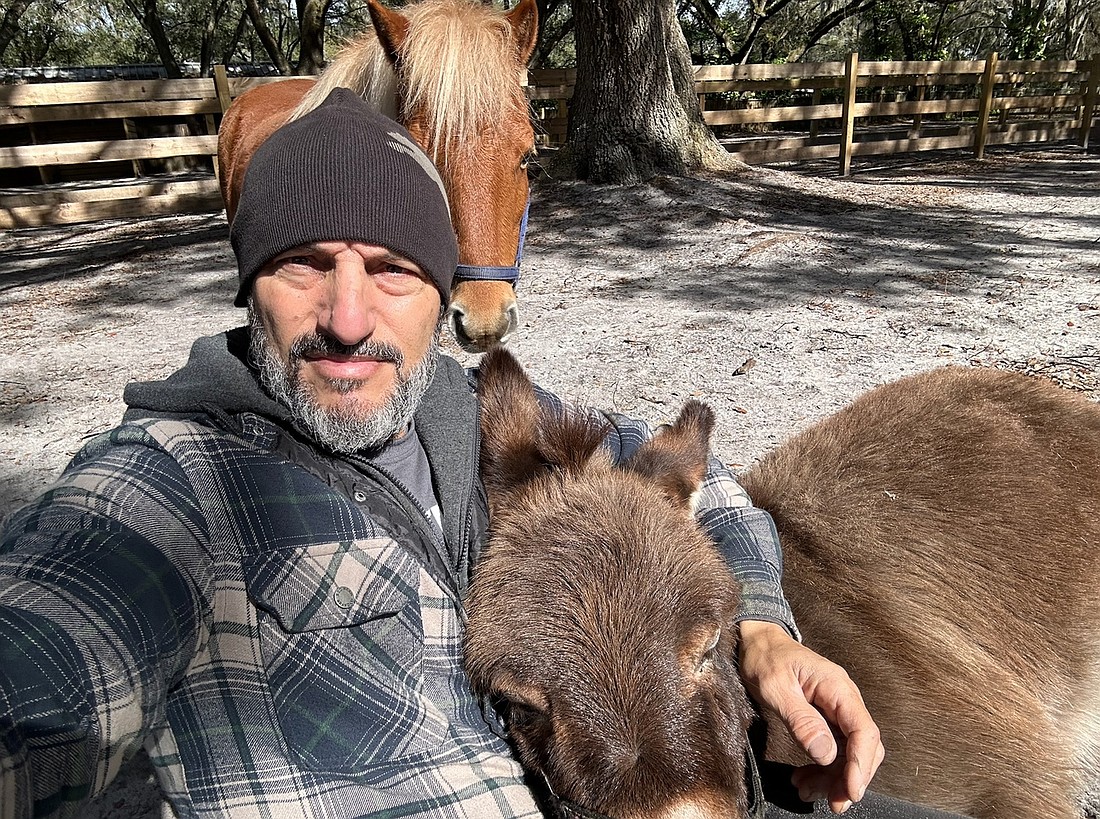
xmin=1 ymin=54 xmax=1097 ymax=228
xmin=530 ymin=52 xmax=1100 ymax=174
xmin=0 ymin=68 xmax=280 ymax=228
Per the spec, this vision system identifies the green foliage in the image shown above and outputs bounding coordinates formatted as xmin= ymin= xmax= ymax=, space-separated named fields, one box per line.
xmin=1001 ymin=0 xmax=1052 ymax=58
xmin=1 ymin=0 xmax=1095 ymax=72
xmin=536 ymin=1 xmax=574 ymax=67
xmin=4 ymin=0 xmax=151 ymax=66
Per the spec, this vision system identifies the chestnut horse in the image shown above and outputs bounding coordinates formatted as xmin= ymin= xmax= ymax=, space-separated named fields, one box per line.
xmin=217 ymin=0 xmax=538 ymax=351
xmin=469 ymin=351 xmax=1100 ymax=819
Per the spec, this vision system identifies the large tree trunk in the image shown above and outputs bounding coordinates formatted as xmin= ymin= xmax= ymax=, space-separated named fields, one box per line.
xmin=566 ymin=0 xmax=737 ymax=183
xmin=295 ymin=0 xmax=331 ymax=74
xmin=124 ymin=0 xmax=183 ymax=78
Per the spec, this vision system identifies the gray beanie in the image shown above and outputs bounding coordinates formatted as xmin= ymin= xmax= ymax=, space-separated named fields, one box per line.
xmin=230 ymin=87 xmax=458 ymax=307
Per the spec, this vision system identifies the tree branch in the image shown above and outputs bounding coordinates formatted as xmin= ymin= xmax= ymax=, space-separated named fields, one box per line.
xmin=0 ymin=0 xmax=34 ymax=62
xmin=685 ymin=0 xmax=738 ymax=61
xmin=245 ymin=0 xmax=292 ymax=74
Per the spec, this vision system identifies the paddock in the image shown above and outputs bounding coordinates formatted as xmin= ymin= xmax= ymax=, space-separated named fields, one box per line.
xmin=0 ymin=141 xmax=1097 ymax=816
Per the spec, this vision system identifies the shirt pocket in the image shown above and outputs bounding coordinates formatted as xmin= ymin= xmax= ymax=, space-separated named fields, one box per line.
xmin=244 ymin=538 xmax=450 ymax=775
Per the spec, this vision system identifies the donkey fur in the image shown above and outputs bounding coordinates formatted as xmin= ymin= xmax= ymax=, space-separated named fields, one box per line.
xmin=469 ymin=349 xmax=1100 ymax=819
xmin=742 ymin=365 xmax=1100 ymax=819
xmin=467 ymin=346 xmax=756 ymax=818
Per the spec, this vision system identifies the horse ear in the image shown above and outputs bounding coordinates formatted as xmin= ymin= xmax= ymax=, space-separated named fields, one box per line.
xmin=367 ymin=0 xmax=410 ymax=65
xmin=477 ymin=346 xmax=545 ymax=504
xmin=623 ymin=400 xmax=716 ymax=512
xmin=505 ymin=0 xmax=539 ymax=66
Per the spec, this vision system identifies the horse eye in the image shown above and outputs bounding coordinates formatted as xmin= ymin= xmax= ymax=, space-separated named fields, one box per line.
xmin=520 ymin=149 xmax=538 ymax=174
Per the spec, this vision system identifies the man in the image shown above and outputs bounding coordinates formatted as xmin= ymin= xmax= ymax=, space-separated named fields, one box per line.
xmin=1 ymin=88 xmax=938 ymax=819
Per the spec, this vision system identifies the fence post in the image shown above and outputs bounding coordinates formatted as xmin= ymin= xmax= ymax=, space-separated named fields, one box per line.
xmin=809 ymin=87 xmax=822 ymax=141
xmin=210 ymin=65 xmax=233 ymax=181
xmin=213 ymin=65 xmax=233 ymax=114
xmin=909 ymin=83 xmax=926 ymax=138
xmin=974 ymin=51 xmax=998 ymax=159
xmin=1081 ymin=52 xmax=1100 ymax=150
xmin=839 ymin=52 xmax=859 ymax=176
xmin=121 ymin=117 xmax=144 ymax=178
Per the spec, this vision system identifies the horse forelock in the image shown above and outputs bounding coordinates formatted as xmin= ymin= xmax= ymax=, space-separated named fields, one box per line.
xmin=400 ymin=0 xmax=530 ymax=157
xmin=288 ymin=0 xmax=527 ymax=157
xmin=290 ymin=33 xmax=397 ymax=121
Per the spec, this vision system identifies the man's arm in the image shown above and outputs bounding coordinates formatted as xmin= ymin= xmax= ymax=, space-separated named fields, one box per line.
xmin=0 ymin=436 xmax=210 ymax=819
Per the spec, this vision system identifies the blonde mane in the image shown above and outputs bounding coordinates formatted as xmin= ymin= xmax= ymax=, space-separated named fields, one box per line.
xmin=291 ymin=0 xmax=529 ymax=158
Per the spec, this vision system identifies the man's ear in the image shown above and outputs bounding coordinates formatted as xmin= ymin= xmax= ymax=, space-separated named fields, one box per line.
xmin=623 ymin=400 xmax=715 ymax=512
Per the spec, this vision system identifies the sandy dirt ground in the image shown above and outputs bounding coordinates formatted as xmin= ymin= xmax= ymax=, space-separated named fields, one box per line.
xmin=0 ymin=143 xmax=1098 ymax=816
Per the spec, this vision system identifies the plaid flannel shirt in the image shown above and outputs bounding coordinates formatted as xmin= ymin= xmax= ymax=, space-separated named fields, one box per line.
xmin=0 ymin=345 xmax=792 ymax=819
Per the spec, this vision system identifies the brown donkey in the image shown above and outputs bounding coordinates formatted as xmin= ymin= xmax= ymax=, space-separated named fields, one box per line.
xmin=467 ymin=346 xmax=757 ymax=819
xmin=741 ymin=365 xmax=1100 ymax=819
xmin=469 ymin=350 xmax=1100 ymax=819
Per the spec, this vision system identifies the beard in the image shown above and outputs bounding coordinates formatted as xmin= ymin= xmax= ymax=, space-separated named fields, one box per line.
xmin=248 ymin=306 xmax=441 ymax=454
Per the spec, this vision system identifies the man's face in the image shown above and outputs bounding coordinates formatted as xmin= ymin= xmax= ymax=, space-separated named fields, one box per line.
xmin=249 ymin=241 xmax=444 ymax=452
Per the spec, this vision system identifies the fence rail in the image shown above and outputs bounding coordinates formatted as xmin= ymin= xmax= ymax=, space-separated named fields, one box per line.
xmin=1 ymin=54 xmax=1097 ymax=228
xmin=530 ymin=52 xmax=1099 ymax=172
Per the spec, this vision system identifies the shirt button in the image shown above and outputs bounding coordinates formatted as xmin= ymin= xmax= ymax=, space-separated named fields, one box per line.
xmin=352 ymin=490 xmax=367 ymax=503
xmin=333 ymin=586 xmax=355 ymax=609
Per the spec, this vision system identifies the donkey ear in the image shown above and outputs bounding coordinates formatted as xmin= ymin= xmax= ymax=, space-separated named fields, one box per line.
xmin=368 ymin=0 xmax=410 ymax=65
xmin=477 ymin=346 xmax=545 ymax=504
xmin=623 ymin=400 xmax=716 ymax=512
xmin=505 ymin=0 xmax=539 ymax=66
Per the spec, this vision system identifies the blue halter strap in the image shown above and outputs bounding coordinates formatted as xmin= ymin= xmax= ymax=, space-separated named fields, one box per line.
xmin=453 ymin=197 xmax=530 ymax=288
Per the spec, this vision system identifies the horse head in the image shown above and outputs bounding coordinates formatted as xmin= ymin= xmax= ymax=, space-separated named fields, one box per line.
xmin=219 ymin=0 xmax=538 ymax=351
xmin=468 ymin=346 xmax=755 ymax=819
xmin=368 ymin=0 xmax=538 ymax=352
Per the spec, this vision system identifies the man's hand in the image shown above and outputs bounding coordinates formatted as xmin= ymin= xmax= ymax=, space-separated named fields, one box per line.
xmin=738 ymin=620 xmax=885 ymax=814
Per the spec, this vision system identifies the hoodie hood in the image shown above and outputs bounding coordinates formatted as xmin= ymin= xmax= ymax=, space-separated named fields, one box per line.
xmin=123 ymin=326 xmax=292 ymax=424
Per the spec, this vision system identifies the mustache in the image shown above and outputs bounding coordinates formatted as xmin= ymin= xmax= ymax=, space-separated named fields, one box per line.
xmin=288 ymin=333 xmax=405 ymax=369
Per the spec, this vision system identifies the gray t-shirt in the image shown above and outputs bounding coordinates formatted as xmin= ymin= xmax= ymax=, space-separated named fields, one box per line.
xmin=369 ymin=423 xmax=443 ymax=535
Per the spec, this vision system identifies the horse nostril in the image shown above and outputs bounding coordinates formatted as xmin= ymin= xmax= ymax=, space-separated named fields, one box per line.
xmin=446 ymin=304 xmax=465 ymax=332
xmin=497 ymin=303 xmax=520 ymax=345
xmin=446 ymin=304 xmax=480 ymax=352
xmin=445 ymin=301 xmax=520 ymax=352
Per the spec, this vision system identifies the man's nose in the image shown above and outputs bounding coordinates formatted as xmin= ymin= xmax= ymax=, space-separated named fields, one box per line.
xmin=318 ymin=256 xmax=379 ymax=346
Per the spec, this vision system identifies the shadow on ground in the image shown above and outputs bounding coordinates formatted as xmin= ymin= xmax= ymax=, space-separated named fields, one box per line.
xmin=526 ymin=143 xmax=1098 ymax=314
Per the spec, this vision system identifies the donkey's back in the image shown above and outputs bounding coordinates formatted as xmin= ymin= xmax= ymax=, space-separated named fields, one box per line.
xmin=742 ymin=366 xmax=1100 ymax=819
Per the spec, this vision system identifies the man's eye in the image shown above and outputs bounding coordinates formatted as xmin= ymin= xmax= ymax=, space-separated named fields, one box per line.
xmin=373 ymin=263 xmax=426 ymax=294
xmin=280 ymin=255 xmax=317 ymax=268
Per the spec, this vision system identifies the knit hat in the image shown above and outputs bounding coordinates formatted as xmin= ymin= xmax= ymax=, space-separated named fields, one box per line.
xmin=230 ymin=87 xmax=458 ymax=307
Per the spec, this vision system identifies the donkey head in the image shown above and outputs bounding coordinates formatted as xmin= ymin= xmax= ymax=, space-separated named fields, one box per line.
xmin=467 ymin=346 xmax=754 ymax=819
